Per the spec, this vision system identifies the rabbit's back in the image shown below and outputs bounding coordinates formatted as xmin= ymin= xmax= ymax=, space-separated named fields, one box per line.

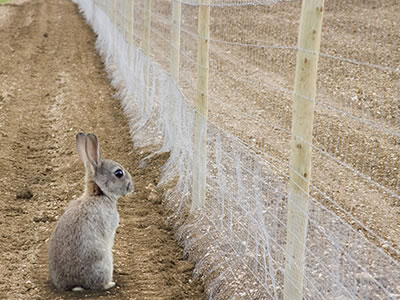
xmin=48 ymin=196 xmax=119 ymax=290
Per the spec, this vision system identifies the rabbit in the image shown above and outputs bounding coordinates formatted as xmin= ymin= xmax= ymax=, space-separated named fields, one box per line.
xmin=48 ymin=132 xmax=134 ymax=291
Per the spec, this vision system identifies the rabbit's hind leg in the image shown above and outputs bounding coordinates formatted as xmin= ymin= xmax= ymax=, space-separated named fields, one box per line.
xmin=83 ymin=260 xmax=113 ymax=290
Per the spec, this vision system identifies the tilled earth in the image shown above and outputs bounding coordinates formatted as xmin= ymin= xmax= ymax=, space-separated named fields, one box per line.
xmin=0 ymin=0 xmax=204 ymax=299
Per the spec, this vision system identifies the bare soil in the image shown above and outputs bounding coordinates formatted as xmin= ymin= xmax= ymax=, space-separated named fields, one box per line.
xmin=0 ymin=0 xmax=205 ymax=299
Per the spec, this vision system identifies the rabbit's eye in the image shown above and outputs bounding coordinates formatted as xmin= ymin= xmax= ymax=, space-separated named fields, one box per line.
xmin=114 ymin=169 xmax=124 ymax=178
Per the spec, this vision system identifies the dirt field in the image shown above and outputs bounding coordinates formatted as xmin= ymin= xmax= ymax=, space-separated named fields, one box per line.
xmin=0 ymin=0 xmax=205 ymax=299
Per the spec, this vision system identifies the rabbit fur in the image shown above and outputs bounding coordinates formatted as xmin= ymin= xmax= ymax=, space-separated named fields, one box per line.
xmin=48 ymin=133 xmax=134 ymax=291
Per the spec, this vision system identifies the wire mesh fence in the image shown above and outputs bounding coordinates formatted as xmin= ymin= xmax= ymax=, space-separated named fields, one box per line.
xmin=73 ymin=0 xmax=400 ymax=298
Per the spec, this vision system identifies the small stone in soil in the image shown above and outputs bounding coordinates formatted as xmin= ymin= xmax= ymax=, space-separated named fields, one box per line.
xmin=33 ymin=214 xmax=55 ymax=223
xmin=16 ymin=189 xmax=33 ymax=199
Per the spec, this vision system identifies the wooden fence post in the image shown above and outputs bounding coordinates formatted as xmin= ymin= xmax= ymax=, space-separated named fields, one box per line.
xmin=106 ymin=0 xmax=111 ymax=20
xmin=113 ymin=0 xmax=117 ymax=25
xmin=112 ymin=0 xmax=118 ymax=57
xmin=283 ymin=1 xmax=325 ymax=299
xmin=144 ymin=0 xmax=152 ymax=55
xmin=141 ymin=0 xmax=152 ymax=126
xmin=129 ymin=0 xmax=135 ymax=45
xmin=123 ymin=0 xmax=127 ymax=40
xmin=192 ymin=0 xmax=210 ymax=211
xmin=166 ymin=0 xmax=182 ymax=156
xmin=170 ymin=0 xmax=181 ymax=81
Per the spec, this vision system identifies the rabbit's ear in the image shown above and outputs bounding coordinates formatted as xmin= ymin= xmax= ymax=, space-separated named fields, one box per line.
xmin=76 ymin=133 xmax=88 ymax=164
xmin=85 ymin=133 xmax=101 ymax=167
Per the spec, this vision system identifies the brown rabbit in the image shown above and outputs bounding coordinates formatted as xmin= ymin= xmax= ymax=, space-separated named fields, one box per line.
xmin=48 ymin=133 xmax=134 ymax=291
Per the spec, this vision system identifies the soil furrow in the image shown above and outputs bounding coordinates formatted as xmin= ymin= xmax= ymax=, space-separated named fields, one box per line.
xmin=0 ymin=0 xmax=204 ymax=299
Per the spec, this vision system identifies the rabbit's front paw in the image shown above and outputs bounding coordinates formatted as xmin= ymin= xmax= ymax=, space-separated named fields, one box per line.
xmin=104 ymin=281 xmax=115 ymax=290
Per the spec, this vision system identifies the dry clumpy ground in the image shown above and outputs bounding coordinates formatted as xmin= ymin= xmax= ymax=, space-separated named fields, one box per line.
xmin=0 ymin=0 xmax=204 ymax=299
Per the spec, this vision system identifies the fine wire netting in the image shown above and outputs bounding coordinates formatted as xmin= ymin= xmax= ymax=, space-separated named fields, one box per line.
xmin=72 ymin=0 xmax=400 ymax=298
